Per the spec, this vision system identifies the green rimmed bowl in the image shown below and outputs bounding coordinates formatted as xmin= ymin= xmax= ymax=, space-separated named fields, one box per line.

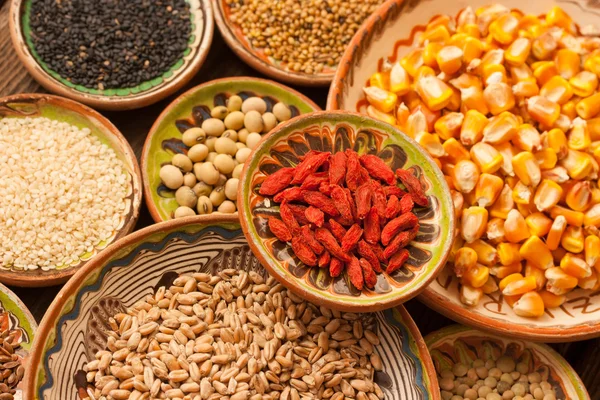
xmin=0 ymin=94 xmax=142 ymax=287
xmin=425 ymin=325 xmax=590 ymax=400
xmin=238 ymin=110 xmax=455 ymax=312
xmin=9 ymin=0 xmax=214 ymax=110
xmin=141 ymin=77 xmax=321 ymax=223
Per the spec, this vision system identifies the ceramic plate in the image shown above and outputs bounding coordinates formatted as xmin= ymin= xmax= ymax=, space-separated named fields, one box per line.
xmin=0 ymin=94 xmax=142 ymax=287
xmin=9 ymin=0 xmax=214 ymax=110
xmin=426 ymin=325 xmax=589 ymax=399
xmin=25 ymin=216 xmax=439 ymax=400
xmin=141 ymin=77 xmax=321 ymax=223
xmin=238 ymin=111 xmax=454 ymax=312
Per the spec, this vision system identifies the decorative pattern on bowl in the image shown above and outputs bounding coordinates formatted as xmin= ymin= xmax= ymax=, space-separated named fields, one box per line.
xmin=425 ymin=325 xmax=589 ymax=399
xmin=238 ymin=111 xmax=454 ymax=312
xmin=25 ymin=217 xmax=439 ymax=400
xmin=142 ymin=77 xmax=321 ymax=223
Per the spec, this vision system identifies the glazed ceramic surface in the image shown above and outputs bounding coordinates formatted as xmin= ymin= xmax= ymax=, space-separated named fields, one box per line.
xmin=212 ymin=0 xmax=333 ymax=86
xmin=9 ymin=0 xmax=214 ymax=110
xmin=142 ymin=77 xmax=320 ymax=223
xmin=426 ymin=325 xmax=590 ymax=399
xmin=328 ymin=0 xmax=600 ymax=341
xmin=25 ymin=216 xmax=439 ymax=400
xmin=238 ymin=111 xmax=454 ymax=312
xmin=0 ymin=94 xmax=142 ymax=287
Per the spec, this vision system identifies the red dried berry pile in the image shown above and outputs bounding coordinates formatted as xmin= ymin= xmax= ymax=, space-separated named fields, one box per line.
xmin=259 ymin=148 xmax=429 ymax=291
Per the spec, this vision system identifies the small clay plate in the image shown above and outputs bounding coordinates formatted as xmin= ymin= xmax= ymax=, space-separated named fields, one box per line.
xmin=238 ymin=111 xmax=455 ymax=312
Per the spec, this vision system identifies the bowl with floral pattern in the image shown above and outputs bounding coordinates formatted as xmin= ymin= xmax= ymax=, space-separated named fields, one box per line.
xmin=238 ymin=110 xmax=455 ymax=312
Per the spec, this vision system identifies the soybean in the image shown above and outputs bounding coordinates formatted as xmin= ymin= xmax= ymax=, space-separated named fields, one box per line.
xmin=225 ymin=178 xmax=239 ymax=200
xmin=192 ymin=182 xmax=213 ymax=197
xmin=218 ymin=200 xmax=237 ymax=213
xmin=174 ymin=206 xmax=196 ymax=218
xmin=227 ymin=95 xmax=242 ymax=112
xmin=246 ymin=132 xmax=262 ymax=150
xmin=241 ymin=97 xmax=267 ymax=114
xmin=209 ymin=186 xmax=226 ymax=206
xmin=224 ymin=111 xmax=245 ymax=130
xmin=214 ymin=154 xmax=235 ymax=174
xmin=172 ymin=153 xmax=193 ymax=172
xmin=211 ymin=106 xmax=229 ymax=119
xmin=202 ymin=118 xmax=225 ymax=136
xmin=194 ymin=162 xmax=220 ymax=185
xmin=262 ymin=112 xmax=278 ymax=132
xmin=244 ymin=110 xmax=264 ymax=133
xmin=183 ymin=172 xmax=197 ymax=188
xmin=160 ymin=165 xmax=184 ymax=189
xmin=273 ymin=102 xmax=291 ymax=121
xmin=197 ymin=196 xmax=213 ymax=214
xmin=182 ymin=128 xmax=206 ymax=146
xmin=215 ymin=137 xmax=238 ymax=155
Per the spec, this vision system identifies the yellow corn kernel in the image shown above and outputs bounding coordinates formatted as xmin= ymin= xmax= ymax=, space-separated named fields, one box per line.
xmin=442 ymin=140 xmax=469 ymax=166
xmin=414 ymin=132 xmax=446 ymax=158
xmin=584 ymin=204 xmax=600 ymax=227
xmin=433 ymin=158 xmax=442 ymax=169
xmin=546 ymin=128 xmax=569 ymax=160
xmin=453 ymin=247 xmax=478 ymax=278
xmin=576 ymin=92 xmax=600 ymax=119
xmin=562 ymin=100 xmax=578 ymax=120
xmin=459 ymin=110 xmax=488 ymax=146
xmin=504 ymin=294 xmax=522 ymax=308
xmin=483 ymin=83 xmax=515 ymax=116
xmin=578 ymin=269 xmax=599 ymax=290
xmin=503 ymin=276 xmax=537 ymax=296
xmin=512 ymin=80 xmax=539 ymax=98
xmin=414 ymin=65 xmax=437 ymax=80
xmin=569 ymin=71 xmax=598 ymax=98
xmin=475 ymin=173 xmax=503 ymax=208
xmin=553 ymin=114 xmax=572 ymax=133
xmin=482 ymin=112 xmax=518 ymax=144
xmin=482 ymin=64 xmax=507 ymax=84
xmin=497 ymin=242 xmax=522 ymax=266
xmin=400 ymin=49 xmax=424 ymax=78
xmin=436 ymin=46 xmax=463 ymax=76
xmin=516 ymin=202 xmax=536 ymax=219
xmin=561 ymin=226 xmax=585 ymax=254
xmin=462 ymin=36 xmax=483 ymax=63
xmin=462 ymin=264 xmax=490 ymax=288
xmin=592 ymin=187 xmax=600 ymax=206
xmin=533 ymin=62 xmax=559 ymax=87
xmin=463 ymin=190 xmax=477 ymax=208
xmin=546 ymin=6 xmax=576 ymax=33
xmin=504 ymin=209 xmax=530 ymax=243
xmin=565 ymin=181 xmax=593 ymax=212
xmin=525 ymin=213 xmax=553 ymax=237
xmin=532 ymin=32 xmax=558 ymax=61
xmin=451 ymin=190 xmax=464 ymax=220
xmin=422 ymin=42 xmax=443 ymax=68
xmin=512 ymin=181 xmax=533 ymax=205
xmin=389 ymin=63 xmax=412 ymax=95
xmin=550 ymin=206 xmax=584 ymax=227
xmin=534 ymin=148 xmax=557 ymax=170
xmin=396 ymin=103 xmax=410 ymax=128
xmin=481 ymin=276 xmax=499 ymax=294
xmin=560 ymin=149 xmax=594 ymax=180
xmin=512 ymin=124 xmax=541 ymax=152
xmin=492 ymin=142 xmax=514 ymax=177
xmin=415 ymin=75 xmax=453 ymax=111
xmin=511 ymin=64 xmax=534 ymax=82
xmin=366 ymin=106 xmax=397 ymax=126
xmin=588 ymin=118 xmax=600 ymax=141
xmin=499 ymin=273 xmax=524 ymax=292
xmin=450 ymin=73 xmax=481 ymax=90
xmin=489 ymin=13 xmax=519 ymax=44
xmin=546 ymin=267 xmax=578 ymax=295
xmin=460 ymin=284 xmax=483 ymax=306
xmin=527 ymin=96 xmax=561 ymax=127
xmin=533 ymin=179 xmax=563 ymax=212
xmin=419 ymin=24 xmax=450 ymax=44
xmin=369 ymin=72 xmax=390 ymax=90
xmin=490 ymin=184 xmax=515 ymax=219
xmin=520 ymin=236 xmax=554 ymax=270
xmin=461 ymin=206 xmax=488 ymax=243
xmin=426 ymin=14 xmax=454 ymax=32
xmin=567 ymin=118 xmax=591 ymax=151
xmin=546 ymin=215 xmax=568 ymax=251
xmin=479 ymin=48 xmax=505 ymax=71
xmin=525 ymin=262 xmax=547 ymax=291
xmin=503 ymin=37 xmax=531 ymax=66
xmin=513 ymin=292 xmax=545 ymax=318
xmin=461 ymin=86 xmax=490 ymax=115
xmin=538 ymin=290 xmax=566 ymax=308
xmin=512 ymin=152 xmax=541 ymax=187
xmin=435 ymin=113 xmax=464 ymax=141
xmin=490 ymin=263 xmax=522 ymax=279
xmin=466 ymin=239 xmax=499 ymax=266
xmin=487 ymin=217 xmax=506 ymax=243
xmin=452 ymin=160 xmax=480 ymax=193
xmin=540 ymin=76 xmax=573 ymax=105
xmin=470 ymin=142 xmax=503 ymax=174
xmin=560 ymin=252 xmax=592 ymax=279
xmin=450 ymin=235 xmax=465 ymax=261
xmin=555 ymin=49 xmax=581 ymax=80
xmin=363 ymin=86 xmax=397 ymax=114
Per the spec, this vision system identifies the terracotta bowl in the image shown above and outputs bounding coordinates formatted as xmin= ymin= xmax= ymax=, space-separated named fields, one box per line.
xmin=9 ymin=0 xmax=214 ymax=110
xmin=327 ymin=0 xmax=600 ymax=341
xmin=142 ymin=77 xmax=321 ymax=223
xmin=211 ymin=0 xmax=333 ymax=86
xmin=0 ymin=94 xmax=142 ymax=287
xmin=0 ymin=283 xmax=37 ymax=399
xmin=425 ymin=325 xmax=590 ymax=399
xmin=24 ymin=215 xmax=440 ymax=400
xmin=238 ymin=110 xmax=454 ymax=312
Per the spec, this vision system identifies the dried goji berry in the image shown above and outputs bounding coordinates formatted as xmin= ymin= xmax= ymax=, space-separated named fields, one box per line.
xmin=279 ymin=200 xmax=300 ymax=234
xmin=318 ymin=251 xmax=331 ymax=268
xmin=399 ymin=193 xmax=414 ymax=214
xmin=363 ymin=207 xmax=381 ymax=245
xmin=370 ymin=242 xmax=386 ymax=263
xmin=387 ymin=248 xmax=410 ymax=274
xmin=384 ymin=186 xmax=407 ymax=198
xmin=341 ymin=224 xmax=363 ymax=252
xmin=291 ymin=236 xmax=317 ymax=267
xmin=288 ymin=204 xmax=310 ymax=225
xmin=329 ymin=151 xmax=347 ymax=186
xmin=319 ymin=182 xmax=334 ymax=196
xmin=359 ymin=258 xmax=377 ymax=288
xmin=357 ymin=240 xmax=382 ymax=273
xmin=304 ymin=206 xmax=324 ymax=227
xmin=381 ymin=212 xmax=419 ymax=246
xmin=315 ymin=228 xmax=352 ymax=262
xmin=360 ymin=154 xmax=396 ymax=185
xmin=385 ymin=195 xmax=400 ymax=219
xmin=345 ymin=150 xmax=362 ymax=191
xmin=344 ymin=188 xmax=357 ymax=220
xmin=300 ymin=172 xmax=329 ymax=190
xmin=355 ymin=182 xmax=372 ymax=220
xmin=331 ymin=185 xmax=354 ymax=223
xmin=274 ymin=187 xmax=307 ymax=203
xmin=371 ymin=181 xmax=387 ymax=219
xmin=358 ymin=166 xmax=371 ymax=186
xmin=292 ymin=152 xmax=330 ymax=184
xmin=328 ymin=219 xmax=347 ymax=242
xmin=347 ymin=256 xmax=364 ymax=290
xmin=383 ymin=224 xmax=419 ymax=259
xmin=330 ymin=258 xmax=344 ymax=277
xmin=303 ymin=191 xmax=340 ymax=216
xmin=396 ymin=168 xmax=429 ymax=207
xmin=301 ymin=225 xmax=324 ymax=255
xmin=259 ymin=167 xmax=295 ymax=196
xmin=268 ymin=217 xmax=292 ymax=242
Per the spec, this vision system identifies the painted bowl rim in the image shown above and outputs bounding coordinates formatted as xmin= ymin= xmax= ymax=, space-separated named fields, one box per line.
xmin=211 ymin=0 xmax=333 ymax=86
xmin=141 ymin=76 xmax=321 ymax=224
xmin=0 ymin=282 xmax=38 ymax=334
xmin=0 ymin=93 xmax=143 ymax=287
xmin=237 ymin=109 xmax=455 ymax=312
xmin=8 ymin=0 xmax=215 ymax=111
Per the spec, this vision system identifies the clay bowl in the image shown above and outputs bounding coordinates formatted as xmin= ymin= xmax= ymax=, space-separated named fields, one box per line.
xmin=211 ymin=0 xmax=333 ymax=86
xmin=24 ymin=215 xmax=440 ymax=400
xmin=0 ymin=283 xmax=37 ymax=399
xmin=425 ymin=325 xmax=590 ymax=399
xmin=0 ymin=94 xmax=142 ymax=287
xmin=238 ymin=110 xmax=455 ymax=312
xmin=141 ymin=77 xmax=321 ymax=223
xmin=9 ymin=0 xmax=214 ymax=110
xmin=328 ymin=0 xmax=600 ymax=341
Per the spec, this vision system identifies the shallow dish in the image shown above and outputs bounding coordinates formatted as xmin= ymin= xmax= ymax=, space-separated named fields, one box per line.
xmin=327 ymin=0 xmax=600 ymax=342
xmin=211 ymin=0 xmax=333 ymax=86
xmin=25 ymin=215 xmax=440 ymax=400
xmin=238 ymin=110 xmax=454 ymax=312
xmin=9 ymin=0 xmax=214 ymax=110
xmin=142 ymin=77 xmax=320 ymax=223
xmin=425 ymin=325 xmax=589 ymax=399
xmin=0 ymin=94 xmax=142 ymax=287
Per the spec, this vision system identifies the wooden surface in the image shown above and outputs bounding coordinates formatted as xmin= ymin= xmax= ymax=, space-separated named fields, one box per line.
xmin=1 ymin=0 xmax=599 ymax=397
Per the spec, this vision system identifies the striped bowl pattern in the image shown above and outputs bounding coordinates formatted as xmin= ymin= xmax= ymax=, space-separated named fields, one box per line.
xmin=26 ymin=218 xmax=439 ymax=400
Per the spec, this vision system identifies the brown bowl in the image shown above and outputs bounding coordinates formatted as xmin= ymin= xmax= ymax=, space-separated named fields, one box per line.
xmin=0 ymin=93 xmax=142 ymax=287
xmin=9 ymin=0 xmax=214 ymax=111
